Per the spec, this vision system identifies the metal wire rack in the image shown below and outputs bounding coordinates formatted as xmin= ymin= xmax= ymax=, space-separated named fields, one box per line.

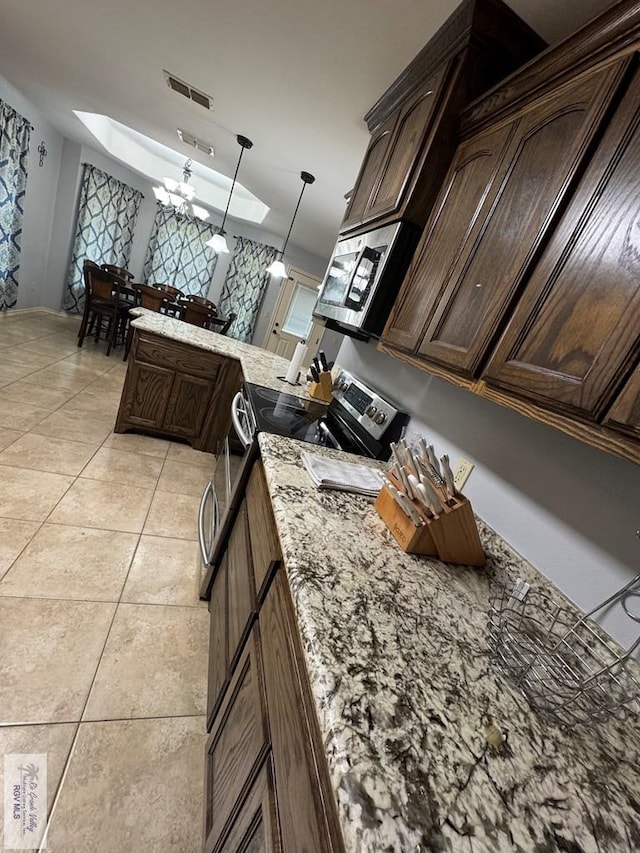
xmin=487 ymin=572 xmax=640 ymax=726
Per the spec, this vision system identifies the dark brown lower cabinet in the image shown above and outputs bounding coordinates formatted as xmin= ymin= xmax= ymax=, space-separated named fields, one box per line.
xmin=116 ymin=329 xmax=242 ymax=452
xmin=204 ymin=462 xmax=344 ymax=853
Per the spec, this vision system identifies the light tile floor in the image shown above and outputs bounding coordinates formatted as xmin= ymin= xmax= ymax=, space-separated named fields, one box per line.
xmin=0 ymin=310 xmax=213 ymax=852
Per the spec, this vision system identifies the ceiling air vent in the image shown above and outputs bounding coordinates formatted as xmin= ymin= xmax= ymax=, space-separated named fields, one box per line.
xmin=177 ymin=128 xmax=215 ymax=158
xmin=163 ymin=70 xmax=213 ymax=110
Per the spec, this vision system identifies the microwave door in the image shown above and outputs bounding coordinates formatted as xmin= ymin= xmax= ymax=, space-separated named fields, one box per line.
xmin=344 ymin=246 xmax=384 ymax=311
xmin=319 ymin=250 xmax=359 ymax=306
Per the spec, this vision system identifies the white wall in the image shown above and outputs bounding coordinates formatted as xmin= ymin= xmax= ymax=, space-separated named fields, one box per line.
xmin=336 ymin=337 xmax=640 ymax=649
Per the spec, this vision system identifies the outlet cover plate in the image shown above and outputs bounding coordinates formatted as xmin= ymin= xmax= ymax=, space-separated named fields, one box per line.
xmin=453 ymin=458 xmax=474 ymax=491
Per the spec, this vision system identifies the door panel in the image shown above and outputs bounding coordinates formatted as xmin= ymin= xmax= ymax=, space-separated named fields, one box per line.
xmin=368 ymin=67 xmax=448 ymax=220
xmin=341 ymin=114 xmax=397 ymax=230
xmin=216 ymin=758 xmax=281 ymax=853
xmin=163 ymin=373 xmax=215 ymax=437
xmin=121 ymin=362 xmax=174 ymax=429
xmin=605 ymin=363 xmax=640 ymax=438
xmin=485 ymin=68 xmax=640 ymax=419
xmin=263 ymin=267 xmax=324 ymax=363
xmin=417 ymin=59 xmax=630 ymax=377
xmin=382 ymin=121 xmax=516 ymax=350
xmin=227 ymin=501 xmax=257 ymax=672
xmin=207 ymin=554 xmax=229 ymax=729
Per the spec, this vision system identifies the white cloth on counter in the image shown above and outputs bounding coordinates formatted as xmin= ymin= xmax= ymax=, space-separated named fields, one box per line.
xmin=300 ymin=450 xmax=381 ymax=496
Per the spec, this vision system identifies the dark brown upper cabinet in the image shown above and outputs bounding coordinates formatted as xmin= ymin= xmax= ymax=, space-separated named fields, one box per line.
xmin=411 ymin=58 xmax=630 ymax=378
xmin=339 ymin=0 xmax=545 ymax=235
xmin=484 ymin=66 xmax=640 ymax=421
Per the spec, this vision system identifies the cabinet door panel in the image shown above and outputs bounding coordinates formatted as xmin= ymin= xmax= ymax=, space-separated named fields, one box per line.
xmin=246 ymin=464 xmax=282 ymax=601
xmin=227 ymin=501 xmax=257 ymax=672
xmin=382 ymin=121 xmax=516 ymax=350
xmin=417 ymin=59 xmax=630 ymax=377
xmin=261 ymin=570 xmax=341 ymax=853
xmin=605 ymin=363 xmax=640 ymax=438
xmin=367 ymin=68 xmax=448 ymax=221
xmin=341 ymin=114 xmax=397 ymax=231
xmin=485 ymin=69 xmax=640 ymax=419
xmin=216 ymin=758 xmax=281 ymax=853
xmin=208 ymin=555 xmax=229 ymax=730
xmin=163 ymin=373 xmax=215 ymax=437
xmin=204 ymin=628 xmax=269 ymax=852
xmin=120 ymin=362 xmax=174 ymax=429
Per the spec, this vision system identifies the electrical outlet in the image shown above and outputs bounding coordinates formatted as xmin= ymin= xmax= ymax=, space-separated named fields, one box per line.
xmin=453 ymin=458 xmax=475 ymax=491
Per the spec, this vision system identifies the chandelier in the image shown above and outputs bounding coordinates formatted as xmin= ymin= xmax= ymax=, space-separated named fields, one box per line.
xmin=153 ymin=159 xmax=209 ymax=220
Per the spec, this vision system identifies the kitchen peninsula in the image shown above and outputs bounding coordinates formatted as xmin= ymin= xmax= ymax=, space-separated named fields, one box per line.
xmin=205 ymin=426 xmax=640 ymax=853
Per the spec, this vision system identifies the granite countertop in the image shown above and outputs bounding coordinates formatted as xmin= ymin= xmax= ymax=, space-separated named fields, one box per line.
xmin=129 ymin=309 xmax=313 ymax=399
xmin=257 ymin=432 xmax=640 ymax=853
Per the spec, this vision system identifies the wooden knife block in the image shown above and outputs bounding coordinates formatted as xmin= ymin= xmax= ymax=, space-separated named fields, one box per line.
xmin=308 ymin=371 xmax=333 ymax=403
xmin=374 ymin=469 xmax=486 ymax=567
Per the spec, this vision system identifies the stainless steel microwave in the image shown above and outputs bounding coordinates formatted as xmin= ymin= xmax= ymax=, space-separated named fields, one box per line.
xmin=313 ymin=221 xmax=419 ymax=339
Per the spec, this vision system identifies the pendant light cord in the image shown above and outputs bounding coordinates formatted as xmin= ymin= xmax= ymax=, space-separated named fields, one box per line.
xmin=219 ymin=135 xmax=253 ymax=234
xmin=280 ymin=171 xmax=315 ymax=258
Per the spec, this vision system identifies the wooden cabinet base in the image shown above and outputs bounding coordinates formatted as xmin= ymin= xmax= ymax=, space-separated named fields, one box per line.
xmin=115 ymin=329 xmax=242 ymax=453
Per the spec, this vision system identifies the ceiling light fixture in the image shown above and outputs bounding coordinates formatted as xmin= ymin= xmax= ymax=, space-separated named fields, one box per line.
xmin=205 ymin=134 xmax=253 ymax=254
xmin=153 ymin=159 xmax=210 ymax=220
xmin=267 ymin=171 xmax=315 ymax=278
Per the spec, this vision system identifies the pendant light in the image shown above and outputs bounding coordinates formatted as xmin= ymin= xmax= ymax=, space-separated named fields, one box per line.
xmin=205 ymin=134 xmax=253 ymax=254
xmin=267 ymin=171 xmax=315 ymax=278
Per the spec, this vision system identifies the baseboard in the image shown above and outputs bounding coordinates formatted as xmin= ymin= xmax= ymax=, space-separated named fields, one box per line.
xmin=2 ymin=307 xmax=79 ymax=320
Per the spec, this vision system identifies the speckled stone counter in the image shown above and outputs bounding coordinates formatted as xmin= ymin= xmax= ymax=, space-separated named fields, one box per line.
xmin=129 ymin=309 xmax=313 ymax=398
xmin=258 ymin=432 xmax=640 ymax=853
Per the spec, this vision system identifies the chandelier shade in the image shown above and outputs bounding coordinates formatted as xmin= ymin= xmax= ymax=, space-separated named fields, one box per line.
xmin=205 ymin=134 xmax=253 ymax=254
xmin=153 ymin=159 xmax=209 ymax=220
xmin=267 ymin=170 xmax=315 ymax=278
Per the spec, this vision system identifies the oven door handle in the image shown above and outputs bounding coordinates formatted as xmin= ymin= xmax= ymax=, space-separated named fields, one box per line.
xmin=231 ymin=391 xmax=252 ymax=448
xmin=209 ymin=483 xmax=220 ymax=563
xmin=198 ymin=480 xmax=214 ymax=565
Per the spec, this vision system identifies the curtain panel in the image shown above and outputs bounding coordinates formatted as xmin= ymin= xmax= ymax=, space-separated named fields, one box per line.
xmin=142 ymin=204 xmax=218 ymax=296
xmin=0 ymin=99 xmax=32 ymax=311
xmin=218 ymin=237 xmax=278 ymax=343
xmin=64 ymin=164 xmax=143 ymax=312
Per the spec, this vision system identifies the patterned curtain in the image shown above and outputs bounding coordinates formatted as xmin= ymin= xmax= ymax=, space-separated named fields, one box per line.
xmin=64 ymin=164 xmax=143 ymax=312
xmin=0 ymin=99 xmax=32 ymax=311
xmin=218 ymin=237 xmax=278 ymax=343
xmin=142 ymin=204 xmax=218 ymax=296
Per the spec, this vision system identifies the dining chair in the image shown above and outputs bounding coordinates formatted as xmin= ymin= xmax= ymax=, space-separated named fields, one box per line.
xmin=176 ymin=298 xmax=235 ymax=335
xmin=181 ymin=294 xmax=219 ymax=314
xmin=152 ymin=283 xmax=184 ymax=299
xmin=132 ymin=283 xmax=171 ymax=313
xmin=77 ymin=266 xmax=134 ymax=356
xmin=101 ymin=263 xmax=135 ymax=281
xmin=207 ymin=312 xmax=237 ymax=336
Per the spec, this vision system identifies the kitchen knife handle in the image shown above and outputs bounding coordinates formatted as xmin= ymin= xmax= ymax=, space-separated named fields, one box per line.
xmin=318 ymin=350 xmax=329 ymax=372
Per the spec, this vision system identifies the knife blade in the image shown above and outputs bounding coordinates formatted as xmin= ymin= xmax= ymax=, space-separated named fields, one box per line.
xmin=383 ymin=476 xmax=424 ymax=526
xmin=318 ymin=350 xmax=329 ymax=372
xmin=440 ymin=454 xmax=457 ymax=501
xmin=419 ymin=473 xmax=443 ymax=515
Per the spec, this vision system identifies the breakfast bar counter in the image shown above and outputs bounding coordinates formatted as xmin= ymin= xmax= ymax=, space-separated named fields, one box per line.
xmin=256 ymin=432 xmax=640 ymax=852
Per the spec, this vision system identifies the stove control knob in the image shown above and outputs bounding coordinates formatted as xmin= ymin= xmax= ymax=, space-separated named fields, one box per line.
xmin=373 ymin=411 xmax=387 ymax=425
xmin=365 ymin=405 xmax=378 ymax=418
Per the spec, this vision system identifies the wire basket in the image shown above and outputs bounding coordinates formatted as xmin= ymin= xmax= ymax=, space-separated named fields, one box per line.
xmin=487 ymin=572 xmax=640 ymax=727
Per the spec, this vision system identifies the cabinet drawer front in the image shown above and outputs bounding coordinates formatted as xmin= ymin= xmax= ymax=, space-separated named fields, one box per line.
xmin=204 ymin=627 xmax=269 ymax=851
xmin=246 ymin=464 xmax=282 ymax=600
xmin=135 ymin=332 xmax=223 ymax=378
xmin=417 ymin=58 xmax=631 ymax=377
xmin=214 ymin=757 xmax=281 ymax=853
xmin=484 ymin=66 xmax=640 ymax=419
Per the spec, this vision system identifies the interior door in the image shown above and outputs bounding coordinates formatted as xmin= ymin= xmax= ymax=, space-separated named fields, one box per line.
xmin=262 ymin=267 xmax=325 ymax=363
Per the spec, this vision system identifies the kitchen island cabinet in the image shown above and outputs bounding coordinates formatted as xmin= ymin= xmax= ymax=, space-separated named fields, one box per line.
xmin=202 ymin=432 xmax=640 ymax=852
xmin=339 ymin=0 xmax=544 ymax=235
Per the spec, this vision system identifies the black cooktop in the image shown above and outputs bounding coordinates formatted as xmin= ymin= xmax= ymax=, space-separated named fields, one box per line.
xmin=244 ymin=383 xmax=330 ymax=444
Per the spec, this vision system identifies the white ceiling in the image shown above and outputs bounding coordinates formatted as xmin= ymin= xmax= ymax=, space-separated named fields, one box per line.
xmin=0 ymin=0 xmax=617 ymax=260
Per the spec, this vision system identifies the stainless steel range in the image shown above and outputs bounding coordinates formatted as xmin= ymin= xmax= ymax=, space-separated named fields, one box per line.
xmin=199 ymin=369 xmax=408 ymax=595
